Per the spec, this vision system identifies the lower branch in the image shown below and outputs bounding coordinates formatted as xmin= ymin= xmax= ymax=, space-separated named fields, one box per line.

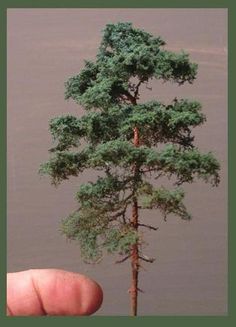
xmin=139 ymin=254 xmax=155 ymax=263
xmin=130 ymin=196 xmax=139 ymax=316
xmin=115 ymin=254 xmax=131 ymax=264
xmin=138 ymin=223 xmax=159 ymax=231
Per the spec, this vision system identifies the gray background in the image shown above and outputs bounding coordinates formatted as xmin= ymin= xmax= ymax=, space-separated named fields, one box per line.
xmin=7 ymin=9 xmax=227 ymax=315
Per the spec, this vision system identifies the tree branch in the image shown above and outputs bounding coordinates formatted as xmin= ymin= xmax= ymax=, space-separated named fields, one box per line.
xmin=119 ymin=94 xmax=130 ymax=104
xmin=139 ymin=255 xmax=155 ymax=263
xmin=138 ymin=223 xmax=159 ymax=231
xmin=145 ymin=81 xmax=152 ymax=91
xmin=134 ymin=80 xmax=143 ymax=99
xmin=115 ymin=254 xmax=131 ymax=264
xmin=140 ymin=168 xmax=164 ymax=181
xmin=123 ymin=90 xmax=137 ymax=105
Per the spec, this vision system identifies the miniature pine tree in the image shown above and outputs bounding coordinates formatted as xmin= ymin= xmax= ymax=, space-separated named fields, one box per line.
xmin=40 ymin=22 xmax=220 ymax=316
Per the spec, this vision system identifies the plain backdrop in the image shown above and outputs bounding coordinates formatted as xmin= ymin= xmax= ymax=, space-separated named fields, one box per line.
xmin=7 ymin=9 xmax=227 ymax=315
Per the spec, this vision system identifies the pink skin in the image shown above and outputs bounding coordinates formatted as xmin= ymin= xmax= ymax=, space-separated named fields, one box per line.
xmin=7 ymin=269 xmax=103 ymax=316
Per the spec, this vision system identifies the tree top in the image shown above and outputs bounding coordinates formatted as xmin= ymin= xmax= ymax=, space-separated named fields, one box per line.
xmin=65 ymin=22 xmax=198 ymax=110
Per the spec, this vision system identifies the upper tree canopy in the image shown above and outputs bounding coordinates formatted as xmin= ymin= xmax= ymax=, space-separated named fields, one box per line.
xmin=40 ymin=22 xmax=220 ymax=261
xmin=65 ymin=22 xmax=197 ymax=110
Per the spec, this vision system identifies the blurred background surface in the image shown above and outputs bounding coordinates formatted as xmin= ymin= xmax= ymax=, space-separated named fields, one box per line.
xmin=7 ymin=9 xmax=227 ymax=315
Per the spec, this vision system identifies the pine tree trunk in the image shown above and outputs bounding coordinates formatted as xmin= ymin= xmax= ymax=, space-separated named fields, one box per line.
xmin=130 ymin=197 xmax=139 ymax=316
xmin=130 ymin=126 xmax=139 ymax=316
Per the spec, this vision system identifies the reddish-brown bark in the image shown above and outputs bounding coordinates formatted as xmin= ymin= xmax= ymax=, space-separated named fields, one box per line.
xmin=130 ymin=126 xmax=140 ymax=316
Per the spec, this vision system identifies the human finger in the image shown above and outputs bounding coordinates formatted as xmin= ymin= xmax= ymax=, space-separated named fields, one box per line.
xmin=7 ymin=269 xmax=103 ymax=316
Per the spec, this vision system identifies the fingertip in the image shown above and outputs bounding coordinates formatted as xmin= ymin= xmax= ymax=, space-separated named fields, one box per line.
xmin=7 ymin=269 xmax=103 ymax=316
xmin=33 ymin=269 xmax=103 ymax=316
xmin=79 ymin=277 xmax=103 ymax=315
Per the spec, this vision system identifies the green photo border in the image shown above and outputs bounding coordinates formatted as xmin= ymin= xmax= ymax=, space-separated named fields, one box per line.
xmin=0 ymin=0 xmax=234 ymax=326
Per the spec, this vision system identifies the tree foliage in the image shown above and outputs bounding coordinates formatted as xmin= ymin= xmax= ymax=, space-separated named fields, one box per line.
xmin=40 ymin=22 xmax=220 ymax=265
